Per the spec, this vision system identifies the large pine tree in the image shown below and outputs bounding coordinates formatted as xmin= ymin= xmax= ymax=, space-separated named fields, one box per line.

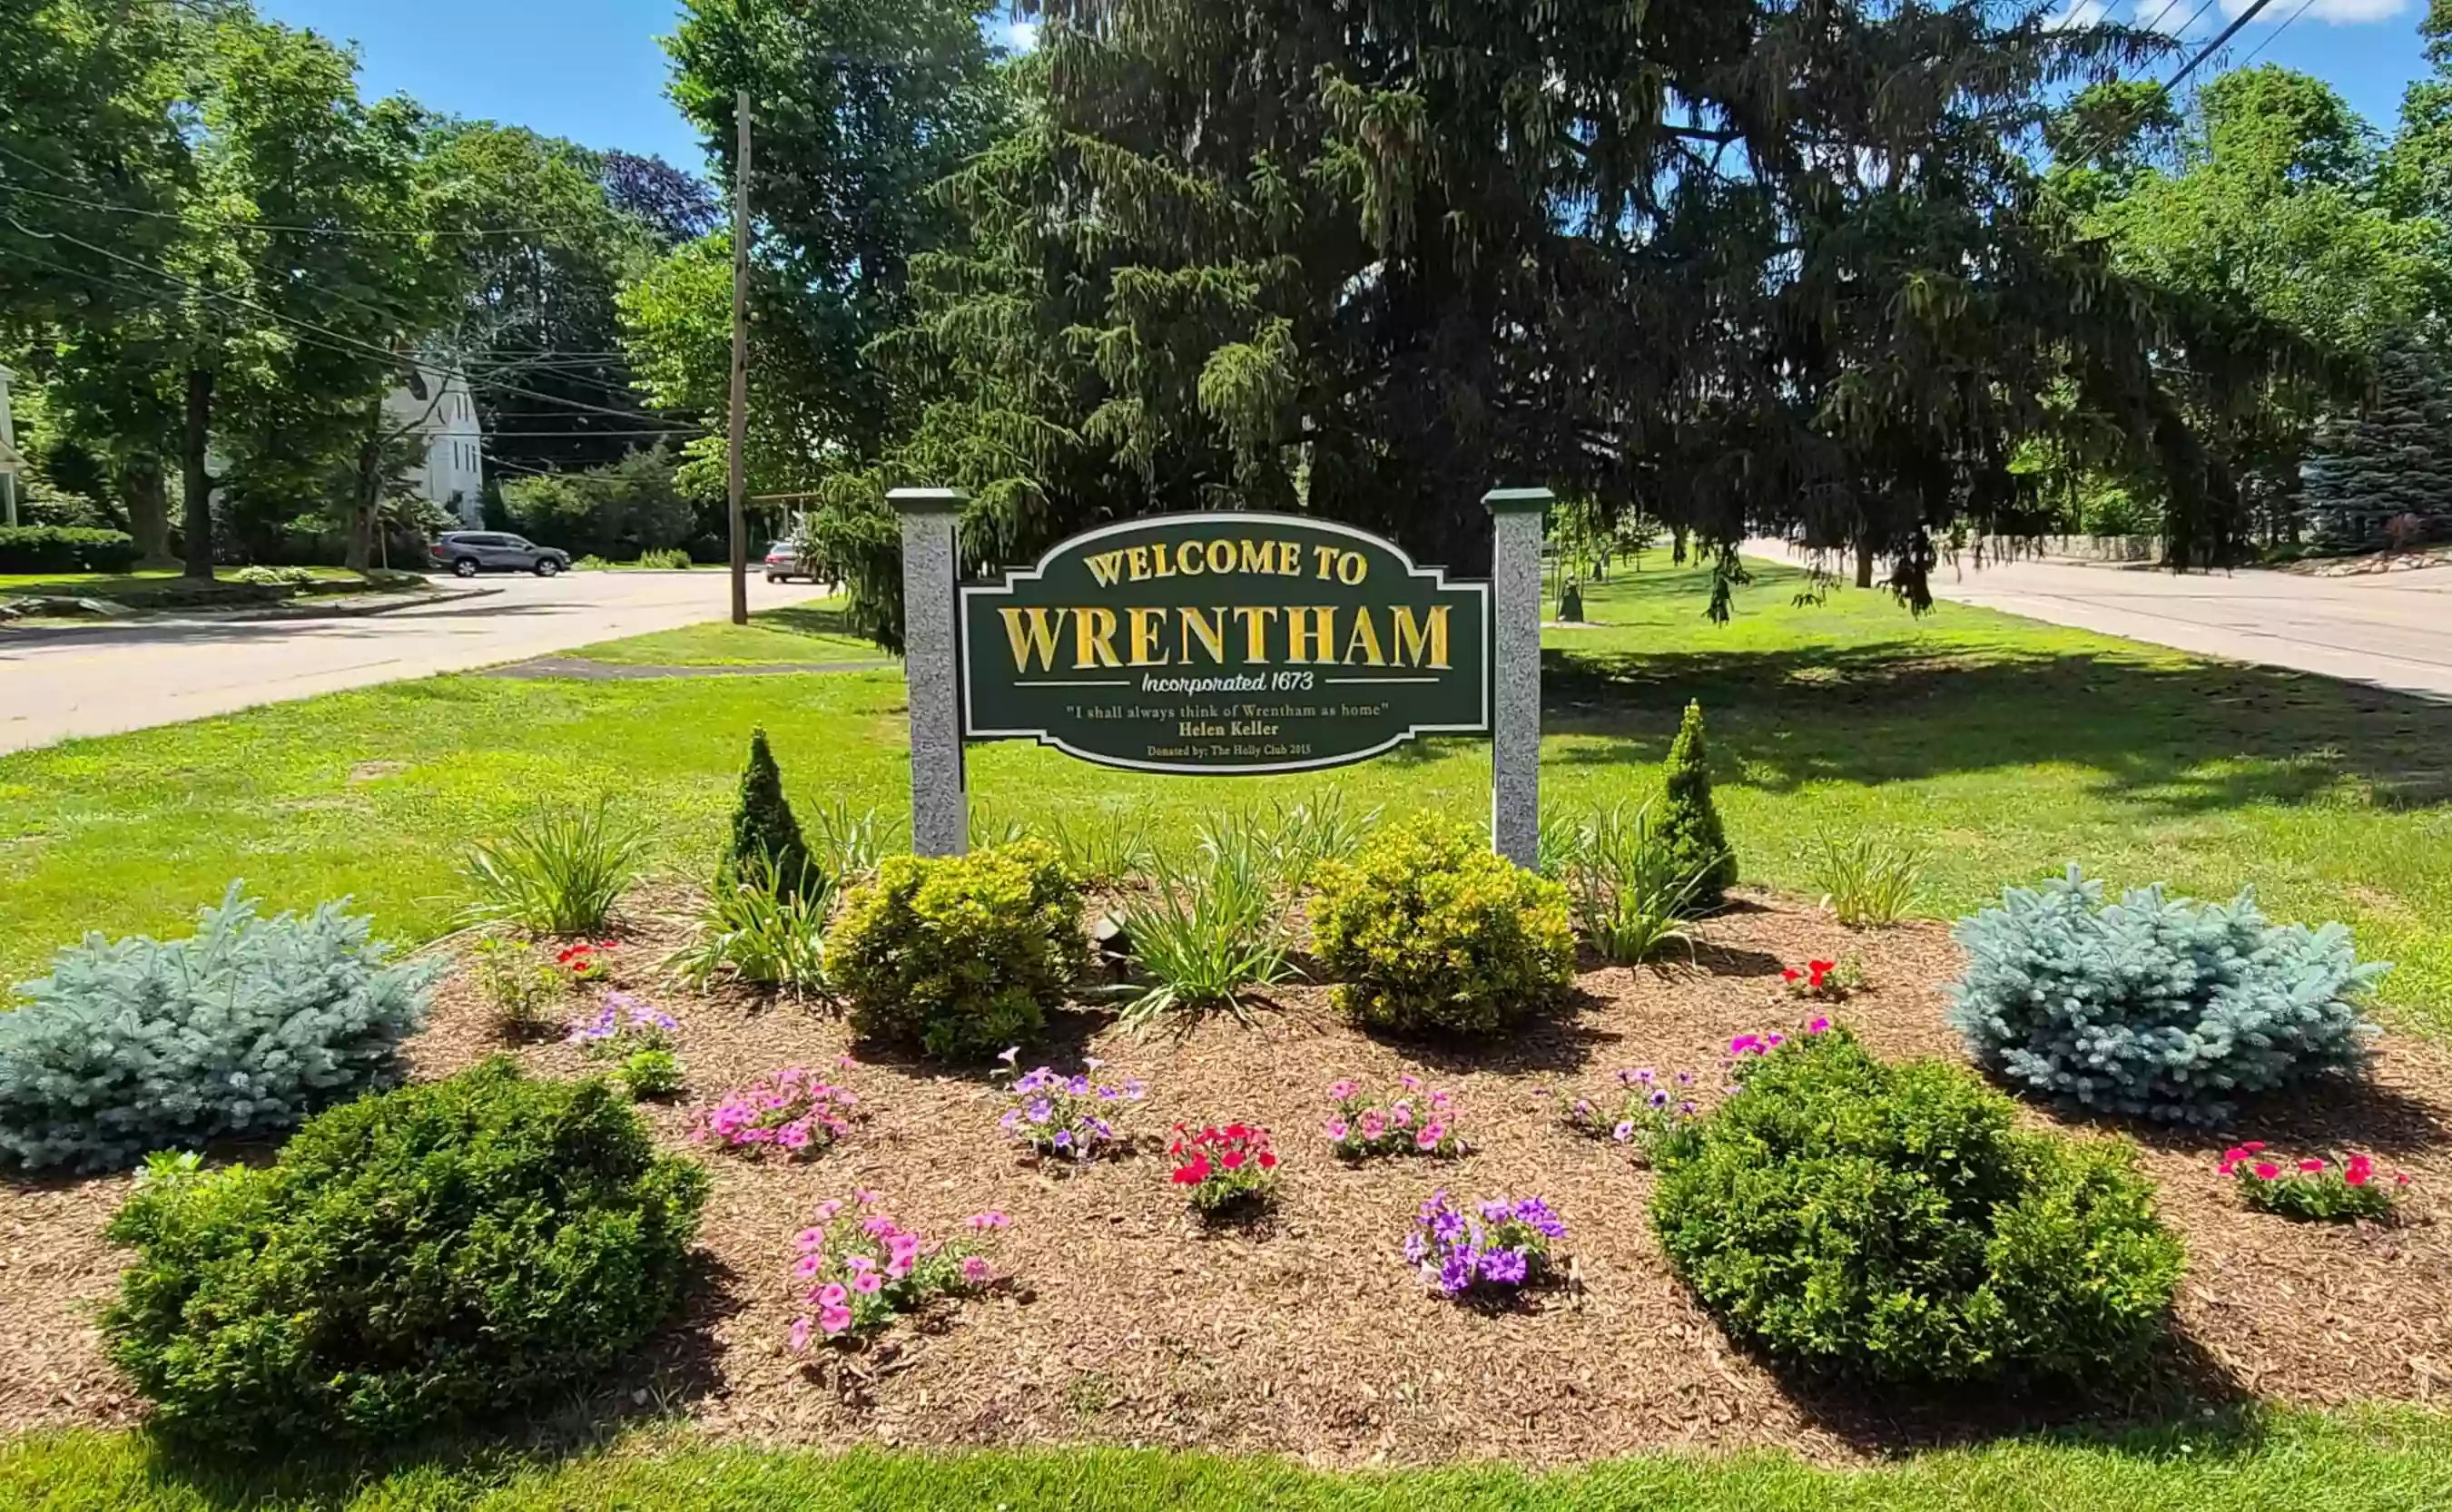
xmin=696 ymin=2 xmax=2309 ymax=638
xmin=2303 ymin=338 xmax=2452 ymax=545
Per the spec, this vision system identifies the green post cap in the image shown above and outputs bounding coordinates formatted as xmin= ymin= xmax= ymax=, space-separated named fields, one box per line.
xmin=1482 ymin=486 xmax=1555 ymax=514
xmin=887 ymin=487 xmax=969 ymax=515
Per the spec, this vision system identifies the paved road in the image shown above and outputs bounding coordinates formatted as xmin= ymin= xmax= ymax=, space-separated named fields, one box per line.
xmin=0 ymin=573 xmax=832 ymax=754
xmin=1750 ymin=540 xmax=2452 ymax=701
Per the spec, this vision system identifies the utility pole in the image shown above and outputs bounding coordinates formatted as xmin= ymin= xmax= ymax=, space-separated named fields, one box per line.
xmin=725 ymin=88 xmax=753 ymax=626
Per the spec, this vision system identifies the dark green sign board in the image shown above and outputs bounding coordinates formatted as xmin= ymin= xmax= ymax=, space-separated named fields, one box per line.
xmin=960 ymin=515 xmax=1490 ymax=774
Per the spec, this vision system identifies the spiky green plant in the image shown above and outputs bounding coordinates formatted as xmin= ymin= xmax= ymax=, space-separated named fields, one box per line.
xmin=458 ymin=801 xmax=645 ymax=937
xmin=1657 ymin=701 xmax=1738 ymax=908
xmin=720 ymin=729 xmax=817 ymax=901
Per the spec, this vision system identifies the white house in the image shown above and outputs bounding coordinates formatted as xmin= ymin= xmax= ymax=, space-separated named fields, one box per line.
xmin=383 ymin=366 xmax=484 ymax=526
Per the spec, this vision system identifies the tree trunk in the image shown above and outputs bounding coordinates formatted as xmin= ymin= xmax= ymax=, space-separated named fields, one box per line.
xmin=180 ymin=367 xmax=215 ymax=581
xmin=123 ymin=457 xmax=176 ymax=568
xmin=1854 ymin=538 xmax=1875 ymax=589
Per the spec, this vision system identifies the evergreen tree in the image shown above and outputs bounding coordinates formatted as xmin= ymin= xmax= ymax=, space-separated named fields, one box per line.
xmin=1659 ymin=702 xmax=1738 ymax=911
xmin=720 ymin=729 xmax=816 ymax=898
xmin=2302 ymin=337 xmax=2452 ymax=545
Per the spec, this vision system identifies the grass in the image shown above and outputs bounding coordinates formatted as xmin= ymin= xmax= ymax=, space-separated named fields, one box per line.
xmin=0 ymin=567 xmax=364 ymax=595
xmin=563 ymin=600 xmax=887 ymax=666
xmin=5 ymin=1409 xmax=2451 ymax=1511
xmin=6 ymin=557 xmax=2452 ymax=1036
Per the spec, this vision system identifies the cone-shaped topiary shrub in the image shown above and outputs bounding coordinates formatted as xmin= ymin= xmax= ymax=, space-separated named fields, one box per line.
xmin=102 ymin=1058 xmax=708 ymax=1447
xmin=1948 ymin=867 xmax=2384 ymax=1125
xmin=720 ymin=727 xmax=818 ymax=900
xmin=1657 ymin=700 xmax=1737 ymax=909
xmin=828 ymin=839 xmax=1089 ymax=1059
xmin=1653 ymin=1026 xmax=2184 ymax=1387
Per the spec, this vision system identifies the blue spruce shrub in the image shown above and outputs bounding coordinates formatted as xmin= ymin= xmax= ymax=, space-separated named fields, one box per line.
xmin=1948 ymin=868 xmax=2384 ymax=1125
xmin=0 ymin=886 xmax=439 ymax=1172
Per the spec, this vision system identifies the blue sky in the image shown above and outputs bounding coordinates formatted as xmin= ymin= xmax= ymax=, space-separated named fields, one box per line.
xmin=259 ymin=0 xmax=2437 ymax=172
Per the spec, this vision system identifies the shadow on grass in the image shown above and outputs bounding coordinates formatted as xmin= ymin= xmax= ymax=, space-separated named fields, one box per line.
xmin=1544 ymin=638 xmax=2452 ymax=814
xmin=1731 ymin=1318 xmax=2255 ymax=1458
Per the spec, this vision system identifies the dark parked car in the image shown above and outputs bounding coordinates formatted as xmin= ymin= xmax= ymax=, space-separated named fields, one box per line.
xmin=428 ymin=532 xmax=570 ymax=578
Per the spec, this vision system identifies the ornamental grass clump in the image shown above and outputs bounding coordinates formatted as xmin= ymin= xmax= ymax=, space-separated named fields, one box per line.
xmin=1324 ymin=1075 xmax=1465 ymax=1158
xmin=102 ymin=1059 xmax=705 ymax=1447
xmin=994 ymin=1052 xmax=1144 ymax=1162
xmin=1407 ymin=1192 xmax=1567 ymax=1298
xmin=693 ymin=1067 xmax=862 ymax=1157
xmin=1169 ymin=1123 xmax=1280 ymax=1213
xmin=1312 ymin=816 xmax=1573 ymax=1036
xmin=1651 ymin=1026 xmax=2185 ymax=1388
xmin=2223 ymin=1143 xmax=2406 ymax=1222
xmin=457 ymin=800 xmax=645 ymax=937
xmin=0 ymin=886 xmax=438 ymax=1173
xmin=829 ymin=839 xmax=1089 ymax=1059
xmin=1949 ymin=867 xmax=2385 ymax=1125
xmin=1116 ymin=840 xmax=1295 ymax=1029
xmin=785 ymin=1193 xmax=1006 ymax=1349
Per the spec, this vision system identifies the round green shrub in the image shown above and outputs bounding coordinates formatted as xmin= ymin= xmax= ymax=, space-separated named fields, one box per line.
xmin=102 ymin=1058 xmax=708 ymax=1447
xmin=1652 ymin=1028 xmax=2185 ymax=1387
xmin=827 ymin=839 xmax=1089 ymax=1059
xmin=1311 ymin=815 xmax=1575 ymax=1035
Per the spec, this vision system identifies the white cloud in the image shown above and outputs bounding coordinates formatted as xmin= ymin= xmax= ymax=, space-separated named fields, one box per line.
xmin=1006 ymin=20 xmax=1041 ymax=52
xmin=2048 ymin=0 xmax=2113 ymax=28
xmin=2131 ymin=0 xmax=2408 ymax=30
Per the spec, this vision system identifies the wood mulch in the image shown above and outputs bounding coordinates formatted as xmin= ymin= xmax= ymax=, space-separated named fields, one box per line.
xmin=5 ymin=892 xmax=2449 ymax=1467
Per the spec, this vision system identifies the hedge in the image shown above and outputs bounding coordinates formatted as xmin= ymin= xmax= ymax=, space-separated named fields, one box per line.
xmin=0 ymin=526 xmax=140 ymax=575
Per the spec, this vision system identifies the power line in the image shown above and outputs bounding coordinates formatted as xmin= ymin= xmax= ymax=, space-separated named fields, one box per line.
xmin=2138 ymin=0 xmax=2190 ymax=34
xmin=0 ymin=152 xmax=608 ymax=240
xmin=2238 ymin=0 xmax=2318 ymax=69
xmin=3 ymin=212 xmax=701 ymax=429
xmin=2168 ymin=0 xmax=2283 ymax=91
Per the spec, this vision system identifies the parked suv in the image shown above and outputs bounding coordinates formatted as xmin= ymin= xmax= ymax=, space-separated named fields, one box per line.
xmin=428 ymin=532 xmax=571 ymax=578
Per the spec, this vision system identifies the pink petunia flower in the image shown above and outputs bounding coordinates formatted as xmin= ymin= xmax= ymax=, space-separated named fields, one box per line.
xmin=1416 ymin=1123 xmax=1444 ymax=1151
xmin=818 ymin=1282 xmax=849 ymax=1308
xmin=788 ymin=1316 xmax=812 ymax=1352
xmin=852 ymin=1271 xmax=884 ymax=1295
xmin=960 ymin=1256 xmax=992 ymax=1284
xmin=820 ymin=1304 xmax=853 ymax=1335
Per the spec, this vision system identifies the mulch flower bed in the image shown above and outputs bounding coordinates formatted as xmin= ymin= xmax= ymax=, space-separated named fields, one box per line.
xmin=5 ymin=893 xmax=2450 ymax=1466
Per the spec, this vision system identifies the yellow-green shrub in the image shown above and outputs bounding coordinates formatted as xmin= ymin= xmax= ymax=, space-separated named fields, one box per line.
xmin=1312 ymin=817 xmax=1574 ymax=1035
xmin=826 ymin=839 xmax=1088 ymax=1058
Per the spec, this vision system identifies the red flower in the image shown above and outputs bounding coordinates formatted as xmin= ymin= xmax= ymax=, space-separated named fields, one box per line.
xmin=1809 ymin=960 xmax=1835 ymax=974
xmin=1258 ymin=1152 xmax=1278 ymax=1171
xmin=1172 ymin=1157 xmax=1209 ymax=1185
xmin=2252 ymin=1162 xmax=2280 ymax=1180
xmin=1225 ymin=1124 xmax=1250 ymax=1140
xmin=2240 ymin=1142 xmax=2266 ymax=1154
xmin=1781 ymin=967 xmax=1803 ymax=983
xmin=2347 ymin=1154 xmax=2375 ymax=1187
xmin=2298 ymin=1159 xmax=2325 ymax=1173
xmin=1220 ymin=1151 xmax=1246 ymax=1171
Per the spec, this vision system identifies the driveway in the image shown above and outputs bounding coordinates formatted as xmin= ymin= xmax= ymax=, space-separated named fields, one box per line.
xmin=0 ymin=572 xmax=832 ymax=754
xmin=1749 ymin=541 xmax=2452 ymax=701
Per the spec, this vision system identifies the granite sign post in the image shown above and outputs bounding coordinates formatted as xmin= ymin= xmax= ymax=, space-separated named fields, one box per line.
xmin=891 ymin=488 xmax=1551 ymax=865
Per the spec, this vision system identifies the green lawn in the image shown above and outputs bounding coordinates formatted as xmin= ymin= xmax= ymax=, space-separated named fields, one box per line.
xmin=5 ymin=558 xmax=2451 ymax=1035
xmin=562 ymin=599 xmax=888 ymax=665
xmin=7 ymin=1409 xmax=2451 ymax=1511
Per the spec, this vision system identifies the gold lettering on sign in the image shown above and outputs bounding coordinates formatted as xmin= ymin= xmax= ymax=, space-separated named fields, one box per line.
xmin=1287 ymin=607 xmax=1338 ymax=664
xmin=1344 ymin=606 xmax=1388 ymax=666
xmin=1235 ymin=605 xmax=1279 ymax=663
xmin=1128 ymin=607 xmax=1170 ymax=666
xmin=1074 ymin=606 xmax=1123 ymax=668
xmin=1000 ymin=606 xmax=1068 ymax=673
xmin=1391 ymin=605 xmax=1451 ymax=669
xmin=1180 ymin=606 xmax=1228 ymax=664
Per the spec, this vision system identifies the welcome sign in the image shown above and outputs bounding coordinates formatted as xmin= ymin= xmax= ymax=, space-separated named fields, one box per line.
xmin=959 ymin=515 xmax=1491 ymax=774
